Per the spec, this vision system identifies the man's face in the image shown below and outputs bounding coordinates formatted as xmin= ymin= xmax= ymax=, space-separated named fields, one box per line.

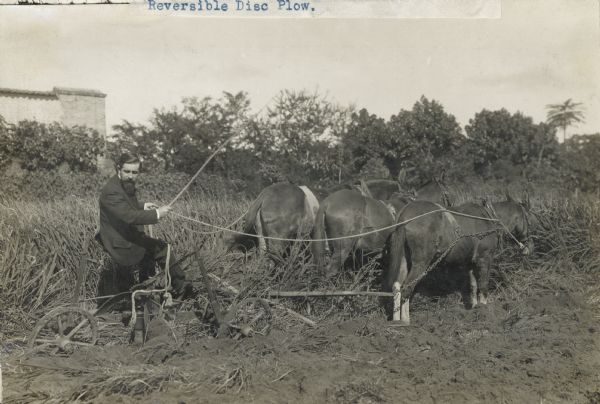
xmin=118 ymin=162 xmax=140 ymax=195
xmin=119 ymin=162 xmax=140 ymax=182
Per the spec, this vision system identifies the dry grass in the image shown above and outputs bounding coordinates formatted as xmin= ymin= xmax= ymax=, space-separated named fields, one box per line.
xmin=71 ymin=364 xmax=194 ymax=400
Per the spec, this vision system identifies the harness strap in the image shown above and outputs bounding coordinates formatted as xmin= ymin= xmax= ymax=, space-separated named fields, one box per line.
xmin=488 ymin=202 xmax=526 ymax=250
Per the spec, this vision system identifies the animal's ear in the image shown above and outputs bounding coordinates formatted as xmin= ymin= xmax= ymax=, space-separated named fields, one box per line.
xmin=482 ymin=196 xmax=494 ymax=210
xmin=397 ymin=168 xmax=407 ymax=185
xmin=359 ymin=179 xmax=374 ymax=198
xmin=439 ymin=169 xmax=446 ymax=184
xmin=383 ymin=201 xmax=397 ymax=219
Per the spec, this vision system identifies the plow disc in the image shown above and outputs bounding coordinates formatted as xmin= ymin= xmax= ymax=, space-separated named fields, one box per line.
xmin=225 ymin=297 xmax=272 ymax=338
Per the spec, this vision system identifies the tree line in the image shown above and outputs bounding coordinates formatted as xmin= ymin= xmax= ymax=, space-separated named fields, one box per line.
xmin=0 ymin=91 xmax=597 ymax=195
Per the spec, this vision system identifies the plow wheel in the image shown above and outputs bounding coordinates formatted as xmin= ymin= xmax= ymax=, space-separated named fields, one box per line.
xmin=28 ymin=307 xmax=98 ymax=354
xmin=226 ymin=298 xmax=272 ymax=338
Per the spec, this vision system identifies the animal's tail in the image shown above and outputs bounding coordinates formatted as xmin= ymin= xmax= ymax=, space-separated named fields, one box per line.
xmin=311 ymin=202 xmax=328 ymax=271
xmin=299 ymin=185 xmax=320 ymax=232
xmin=242 ymin=189 xmax=266 ymax=234
xmin=382 ymin=225 xmax=407 ymax=293
xmin=382 ymin=225 xmax=408 ymax=321
xmin=227 ymin=189 xmax=265 ymax=251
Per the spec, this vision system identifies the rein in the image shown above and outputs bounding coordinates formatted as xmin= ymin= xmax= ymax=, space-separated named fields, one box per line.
xmin=171 ymin=208 xmax=503 ymax=244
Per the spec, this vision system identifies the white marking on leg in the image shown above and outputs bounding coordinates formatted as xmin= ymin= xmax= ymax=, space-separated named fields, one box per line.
xmin=392 ymin=281 xmax=402 ymax=322
xmin=401 ymin=299 xmax=410 ymax=325
xmin=255 ymin=209 xmax=267 ymax=254
xmin=479 ymin=294 xmax=488 ymax=305
xmin=469 ymin=269 xmax=478 ymax=308
xmin=395 ymin=253 xmax=409 ymax=323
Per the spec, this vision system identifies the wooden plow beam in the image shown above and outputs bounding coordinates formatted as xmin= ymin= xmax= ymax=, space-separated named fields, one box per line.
xmin=266 ymin=290 xmax=394 ymax=298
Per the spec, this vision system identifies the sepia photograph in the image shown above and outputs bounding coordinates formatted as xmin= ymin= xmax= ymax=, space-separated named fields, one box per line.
xmin=0 ymin=0 xmax=599 ymax=402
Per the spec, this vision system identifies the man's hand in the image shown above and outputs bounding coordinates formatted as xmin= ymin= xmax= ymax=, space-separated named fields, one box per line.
xmin=156 ymin=205 xmax=172 ymax=219
xmin=144 ymin=202 xmax=160 ymax=210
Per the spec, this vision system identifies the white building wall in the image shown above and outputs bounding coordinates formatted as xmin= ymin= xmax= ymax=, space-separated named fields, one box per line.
xmin=0 ymin=93 xmax=62 ymax=125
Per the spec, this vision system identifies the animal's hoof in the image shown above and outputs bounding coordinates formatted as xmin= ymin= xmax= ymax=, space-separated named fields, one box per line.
xmin=239 ymin=325 xmax=253 ymax=337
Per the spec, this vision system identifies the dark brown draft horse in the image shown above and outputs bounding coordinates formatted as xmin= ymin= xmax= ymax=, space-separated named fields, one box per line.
xmin=383 ymin=201 xmax=500 ymax=324
xmin=492 ymin=194 xmax=534 ymax=255
xmin=226 ymin=183 xmax=319 ymax=256
xmin=311 ymin=189 xmax=399 ymax=274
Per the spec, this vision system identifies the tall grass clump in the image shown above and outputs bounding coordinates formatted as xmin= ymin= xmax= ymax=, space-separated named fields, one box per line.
xmin=531 ymin=195 xmax=600 ymax=273
xmin=0 ymin=197 xmax=101 ymax=335
xmin=0 ymin=185 xmax=253 ymax=335
xmin=493 ymin=192 xmax=600 ymax=306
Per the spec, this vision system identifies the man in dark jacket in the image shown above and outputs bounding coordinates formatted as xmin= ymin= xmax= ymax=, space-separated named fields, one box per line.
xmin=97 ymin=153 xmax=192 ymax=299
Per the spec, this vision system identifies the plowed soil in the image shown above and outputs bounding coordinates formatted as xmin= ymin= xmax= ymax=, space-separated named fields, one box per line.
xmin=3 ymin=278 xmax=600 ymax=404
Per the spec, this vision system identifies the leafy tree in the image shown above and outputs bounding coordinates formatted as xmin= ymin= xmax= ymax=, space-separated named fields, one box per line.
xmin=359 ymin=157 xmax=390 ymax=179
xmin=388 ymin=96 xmax=463 ymax=185
xmin=561 ymin=133 xmax=600 ymax=192
xmin=140 ymin=91 xmax=253 ymax=173
xmin=546 ymin=99 xmax=585 ymax=143
xmin=341 ymin=108 xmax=390 ymax=179
xmin=255 ymin=90 xmax=352 ymax=187
xmin=109 ymin=120 xmax=157 ymax=168
xmin=465 ymin=109 xmax=559 ymax=181
xmin=197 ymin=91 xmax=254 ymax=178
xmin=327 ymin=104 xmax=355 ymax=184
xmin=148 ymin=106 xmax=193 ymax=171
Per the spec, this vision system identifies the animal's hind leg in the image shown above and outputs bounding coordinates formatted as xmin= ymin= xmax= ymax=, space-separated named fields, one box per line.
xmin=475 ymin=256 xmax=492 ymax=305
xmin=400 ymin=298 xmax=410 ymax=324
xmin=398 ymin=258 xmax=430 ymax=324
xmin=392 ymin=256 xmax=409 ymax=323
xmin=328 ymin=239 xmax=353 ymax=274
xmin=255 ymin=209 xmax=267 ymax=254
xmin=468 ymin=268 xmax=478 ymax=308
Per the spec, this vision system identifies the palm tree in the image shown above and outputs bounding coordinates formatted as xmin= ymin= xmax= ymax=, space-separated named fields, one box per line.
xmin=545 ymin=99 xmax=585 ymax=143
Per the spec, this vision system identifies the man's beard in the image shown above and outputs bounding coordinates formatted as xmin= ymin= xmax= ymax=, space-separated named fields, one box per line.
xmin=121 ymin=179 xmax=136 ymax=196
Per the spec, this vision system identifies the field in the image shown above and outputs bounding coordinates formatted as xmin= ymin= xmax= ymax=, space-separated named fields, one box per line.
xmin=1 ymin=186 xmax=600 ymax=403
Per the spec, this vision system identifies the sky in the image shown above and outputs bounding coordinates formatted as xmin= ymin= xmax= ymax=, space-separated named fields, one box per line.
xmin=1 ymin=0 xmax=599 ymax=139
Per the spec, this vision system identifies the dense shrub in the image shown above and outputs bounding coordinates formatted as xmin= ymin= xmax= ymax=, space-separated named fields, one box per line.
xmin=1 ymin=120 xmax=103 ymax=172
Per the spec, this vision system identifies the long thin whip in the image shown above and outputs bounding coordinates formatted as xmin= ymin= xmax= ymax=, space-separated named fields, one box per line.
xmin=168 ymin=135 xmax=236 ymax=206
xmin=167 ymin=94 xmax=276 ymax=207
